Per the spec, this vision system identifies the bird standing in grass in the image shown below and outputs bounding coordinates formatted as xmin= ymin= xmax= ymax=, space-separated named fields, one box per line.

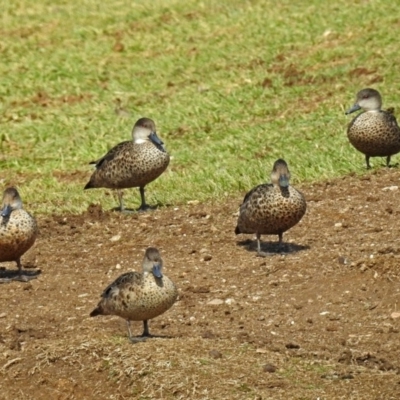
xmin=346 ymin=88 xmax=400 ymax=169
xmin=84 ymin=118 xmax=170 ymax=212
xmin=90 ymin=247 xmax=178 ymax=343
xmin=235 ymin=159 xmax=306 ymax=256
xmin=0 ymin=187 xmax=38 ymax=283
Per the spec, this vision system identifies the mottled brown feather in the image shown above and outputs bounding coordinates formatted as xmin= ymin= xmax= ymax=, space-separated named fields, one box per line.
xmin=0 ymin=188 xmax=38 ymax=269
xmin=90 ymin=248 xmax=178 ymax=324
xmin=235 ymin=159 xmax=306 ymax=247
xmin=346 ymin=88 xmax=400 ymax=167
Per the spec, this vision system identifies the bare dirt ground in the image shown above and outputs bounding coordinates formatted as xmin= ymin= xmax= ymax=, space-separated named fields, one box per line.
xmin=1 ymin=167 xmax=400 ymax=400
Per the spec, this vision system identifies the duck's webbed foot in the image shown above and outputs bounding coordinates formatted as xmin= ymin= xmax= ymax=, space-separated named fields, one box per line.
xmin=129 ymin=336 xmax=148 ymax=344
xmin=0 ymin=274 xmax=37 ymax=284
xmin=127 ymin=320 xmax=153 ymax=344
xmin=256 ymin=235 xmax=273 ymax=257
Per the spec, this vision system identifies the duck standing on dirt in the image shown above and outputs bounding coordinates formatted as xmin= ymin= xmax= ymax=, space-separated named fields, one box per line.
xmin=0 ymin=187 xmax=38 ymax=283
xmin=84 ymin=118 xmax=170 ymax=212
xmin=235 ymin=159 xmax=306 ymax=256
xmin=90 ymin=247 xmax=178 ymax=343
xmin=346 ymin=88 xmax=400 ymax=169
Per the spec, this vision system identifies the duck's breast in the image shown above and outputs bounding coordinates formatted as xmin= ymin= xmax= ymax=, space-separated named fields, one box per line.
xmin=0 ymin=210 xmax=37 ymax=262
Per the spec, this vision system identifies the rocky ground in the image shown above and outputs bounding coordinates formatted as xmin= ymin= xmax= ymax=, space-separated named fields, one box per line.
xmin=1 ymin=167 xmax=400 ymax=399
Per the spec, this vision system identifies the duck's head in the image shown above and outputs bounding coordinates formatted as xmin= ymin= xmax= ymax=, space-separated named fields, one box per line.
xmin=271 ymin=159 xmax=291 ymax=188
xmin=345 ymin=88 xmax=382 ymax=114
xmin=132 ymin=117 xmax=165 ymax=148
xmin=142 ymin=247 xmax=164 ymax=279
xmin=1 ymin=187 xmax=23 ymax=218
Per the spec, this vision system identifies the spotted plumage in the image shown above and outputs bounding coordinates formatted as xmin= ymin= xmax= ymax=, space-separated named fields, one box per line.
xmin=235 ymin=159 xmax=306 ymax=255
xmin=346 ymin=88 xmax=400 ymax=169
xmin=84 ymin=118 xmax=170 ymax=211
xmin=90 ymin=247 xmax=178 ymax=342
xmin=0 ymin=187 xmax=38 ymax=282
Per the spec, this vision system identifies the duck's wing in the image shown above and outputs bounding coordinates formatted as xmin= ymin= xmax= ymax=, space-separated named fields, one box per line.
xmin=387 ymin=110 xmax=400 ymax=129
xmin=240 ymin=183 xmax=270 ymax=205
xmin=101 ymin=271 xmax=141 ymax=298
xmin=89 ymin=141 xmax=130 ymax=168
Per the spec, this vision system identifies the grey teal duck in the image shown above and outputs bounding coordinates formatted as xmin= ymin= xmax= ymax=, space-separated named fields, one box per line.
xmin=84 ymin=118 xmax=170 ymax=211
xmin=90 ymin=247 xmax=178 ymax=343
xmin=346 ymin=88 xmax=400 ymax=169
xmin=235 ymin=159 xmax=306 ymax=256
xmin=0 ymin=187 xmax=38 ymax=283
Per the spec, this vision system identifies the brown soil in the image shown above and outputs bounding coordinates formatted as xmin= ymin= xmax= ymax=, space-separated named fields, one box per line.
xmin=1 ymin=168 xmax=400 ymax=400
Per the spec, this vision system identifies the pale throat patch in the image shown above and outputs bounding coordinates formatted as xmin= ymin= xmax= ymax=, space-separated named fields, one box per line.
xmin=134 ymin=138 xmax=147 ymax=144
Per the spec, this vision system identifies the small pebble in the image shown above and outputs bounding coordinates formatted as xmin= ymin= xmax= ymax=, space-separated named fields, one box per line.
xmin=326 ymin=325 xmax=339 ymax=332
xmin=202 ymin=331 xmax=216 ymax=339
xmin=340 ymin=373 xmax=354 ymax=380
xmin=207 ymin=299 xmax=224 ymax=306
xmin=209 ymin=349 xmax=222 ymax=359
xmin=110 ymin=235 xmax=121 ymax=242
xmin=263 ymin=364 xmax=277 ymax=373
xmin=23 ymin=283 xmax=33 ymax=291
xmin=338 ymin=256 xmax=349 ymax=265
xmin=256 ymin=348 xmax=268 ymax=354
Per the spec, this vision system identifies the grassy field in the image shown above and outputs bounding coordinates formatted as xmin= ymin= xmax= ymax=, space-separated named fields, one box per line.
xmin=1 ymin=0 xmax=399 ymax=213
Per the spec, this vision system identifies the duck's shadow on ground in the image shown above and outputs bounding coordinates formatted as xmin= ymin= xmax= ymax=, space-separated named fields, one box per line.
xmin=0 ymin=269 xmax=41 ymax=283
xmin=129 ymin=333 xmax=174 ymax=344
xmin=237 ymin=239 xmax=309 ymax=255
xmin=111 ymin=202 xmax=172 ymax=214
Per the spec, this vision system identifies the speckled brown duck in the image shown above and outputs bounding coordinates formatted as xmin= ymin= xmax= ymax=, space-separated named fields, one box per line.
xmin=346 ymin=88 xmax=400 ymax=169
xmin=0 ymin=187 xmax=38 ymax=283
xmin=90 ymin=247 xmax=178 ymax=343
xmin=84 ymin=118 xmax=170 ymax=211
xmin=235 ymin=159 xmax=306 ymax=256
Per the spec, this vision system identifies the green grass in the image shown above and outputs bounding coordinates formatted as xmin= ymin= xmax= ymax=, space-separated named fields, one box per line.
xmin=1 ymin=0 xmax=399 ymax=213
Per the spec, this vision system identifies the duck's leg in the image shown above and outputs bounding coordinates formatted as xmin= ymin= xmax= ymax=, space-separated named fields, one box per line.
xmin=0 ymin=259 xmax=37 ymax=283
xmin=365 ymin=155 xmax=371 ymax=169
xmin=117 ymin=190 xmax=135 ymax=213
xmin=256 ymin=233 xmax=261 ymax=253
xmin=386 ymin=155 xmax=391 ymax=168
xmin=141 ymin=320 xmax=150 ymax=337
xmin=127 ymin=320 xmax=149 ymax=344
xmin=256 ymin=233 xmax=269 ymax=257
xmin=117 ymin=190 xmax=125 ymax=212
xmin=126 ymin=320 xmax=133 ymax=338
xmin=138 ymin=187 xmax=150 ymax=212
xmin=277 ymin=232 xmax=288 ymax=253
xmin=13 ymin=259 xmax=37 ymax=282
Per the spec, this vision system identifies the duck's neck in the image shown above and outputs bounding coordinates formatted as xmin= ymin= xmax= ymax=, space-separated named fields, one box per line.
xmin=134 ymin=138 xmax=147 ymax=144
xmin=367 ymin=109 xmax=381 ymax=113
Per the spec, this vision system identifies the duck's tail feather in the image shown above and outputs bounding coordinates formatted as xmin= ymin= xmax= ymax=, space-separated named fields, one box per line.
xmin=90 ymin=306 xmax=103 ymax=317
